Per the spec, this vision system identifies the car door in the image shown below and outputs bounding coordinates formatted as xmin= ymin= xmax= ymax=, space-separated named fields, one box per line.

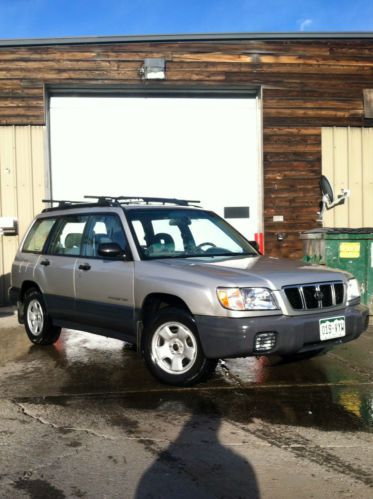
xmin=34 ymin=214 xmax=89 ymax=320
xmin=74 ymin=212 xmax=135 ymax=339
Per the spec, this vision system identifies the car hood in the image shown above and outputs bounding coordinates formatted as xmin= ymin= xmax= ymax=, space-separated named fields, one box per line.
xmin=154 ymin=255 xmax=350 ymax=289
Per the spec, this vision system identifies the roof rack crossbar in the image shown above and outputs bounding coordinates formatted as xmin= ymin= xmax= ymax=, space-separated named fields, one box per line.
xmin=119 ymin=196 xmax=200 ymax=204
xmin=41 ymin=198 xmax=114 ymax=212
xmin=42 ymin=199 xmax=86 ymax=205
xmin=84 ymin=195 xmax=200 ymax=206
xmin=83 ymin=195 xmax=121 ymax=206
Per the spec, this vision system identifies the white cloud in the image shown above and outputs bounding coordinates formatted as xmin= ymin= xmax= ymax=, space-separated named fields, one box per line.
xmin=299 ymin=19 xmax=313 ymax=31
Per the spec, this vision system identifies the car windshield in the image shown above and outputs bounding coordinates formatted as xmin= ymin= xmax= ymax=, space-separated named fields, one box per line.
xmin=126 ymin=208 xmax=258 ymax=260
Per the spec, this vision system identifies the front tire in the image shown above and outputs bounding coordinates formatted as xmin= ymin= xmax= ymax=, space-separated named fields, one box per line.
xmin=24 ymin=289 xmax=61 ymax=345
xmin=143 ymin=308 xmax=217 ymax=386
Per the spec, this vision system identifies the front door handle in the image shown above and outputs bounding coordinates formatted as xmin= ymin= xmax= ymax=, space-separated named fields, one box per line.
xmin=78 ymin=263 xmax=91 ymax=271
xmin=40 ymin=259 xmax=50 ymax=267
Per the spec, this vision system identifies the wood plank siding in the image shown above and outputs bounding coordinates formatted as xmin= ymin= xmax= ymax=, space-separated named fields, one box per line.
xmin=0 ymin=38 xmax=372 ymax=258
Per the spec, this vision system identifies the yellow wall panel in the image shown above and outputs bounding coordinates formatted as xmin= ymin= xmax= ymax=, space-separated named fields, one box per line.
xmin=322 ymin=127 xmax=373 ymax=228
xmin=362 ymin=128 xmax=373 ymax=226
xmin=0 ymin=127 xmax=17 ymax=305
xmin=321 ymin=127 xmax=335 ymax=227
xmin=15 ymin=127 xmax=34 ymax=237
xmin=31 ymin=127 xmax=47 ymax=215
xmin=333 ymin=127 xmax=349 ymax=226
xmin=348 ymin=128 xmax=363 ymax=228
xmin=0 ymin=127 xmax=17 ymax=217
xmin=0 ymin=126 xmax=46 ymax=304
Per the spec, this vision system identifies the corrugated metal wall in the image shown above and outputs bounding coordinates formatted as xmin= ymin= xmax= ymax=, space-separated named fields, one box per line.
xmin=322 ymin=127 xmax=373 ymax=228
xmin=0 ymin=126 xmax=46 ymax=304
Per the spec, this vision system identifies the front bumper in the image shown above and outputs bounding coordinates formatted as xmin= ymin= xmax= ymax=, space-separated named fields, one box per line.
xmin=195 ymin=304 xmax=369 ymax=359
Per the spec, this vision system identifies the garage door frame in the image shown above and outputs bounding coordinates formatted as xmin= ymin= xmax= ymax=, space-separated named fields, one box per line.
xmin=45 ymin=84 xmax=263 ymax=234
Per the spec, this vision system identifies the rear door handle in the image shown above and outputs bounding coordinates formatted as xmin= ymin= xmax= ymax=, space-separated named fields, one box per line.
xmin=40 ymin=259 xmax=50 ymax=267
xmin=78 ymin=263 xmax=91 ymax=271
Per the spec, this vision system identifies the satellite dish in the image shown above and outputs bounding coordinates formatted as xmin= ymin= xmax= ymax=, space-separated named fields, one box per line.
xmin=320 ymin=175 xmax=334 ymax=204
xmin=318 ymin=175 xmax=350 ymax=223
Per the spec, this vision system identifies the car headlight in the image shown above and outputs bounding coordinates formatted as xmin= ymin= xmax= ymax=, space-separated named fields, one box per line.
xmin=347 ymin=278 xmax=360 ymax=302
xmin=217 ymin=287 xmax=278 ymax=311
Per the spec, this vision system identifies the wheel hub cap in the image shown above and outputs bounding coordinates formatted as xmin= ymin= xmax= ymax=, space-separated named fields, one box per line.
xmin=170 ymin=338 xmax=184 ymax=355
xmin=152 ymin=321 xmax=197 ymax=375
xmin=27 ymin=299 xmax=44 ymax=336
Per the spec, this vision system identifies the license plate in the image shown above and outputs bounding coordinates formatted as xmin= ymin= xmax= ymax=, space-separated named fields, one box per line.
xmin=319 ymin=316 xmax=346 ymax=341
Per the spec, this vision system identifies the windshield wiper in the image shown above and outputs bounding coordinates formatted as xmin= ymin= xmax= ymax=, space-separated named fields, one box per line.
xmin=144 ymin=252 xmax=258 ymax=260
xmin=211 ymin=252 xmax=257 ymax=257
xmin=184 ymin=252 xmax=257 ymax=258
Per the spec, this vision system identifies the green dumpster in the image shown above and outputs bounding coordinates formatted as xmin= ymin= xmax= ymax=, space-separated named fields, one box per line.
xmin=301 ymin=228 xmax=373 ymax=314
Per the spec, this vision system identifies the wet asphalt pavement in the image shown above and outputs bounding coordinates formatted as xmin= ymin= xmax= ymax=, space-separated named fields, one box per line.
xmin=1 ymin=309 xmax=373 ymax=498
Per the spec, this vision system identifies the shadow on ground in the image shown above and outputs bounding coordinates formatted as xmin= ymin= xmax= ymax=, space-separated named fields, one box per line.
xmin=0 ymin=307 xmax=14 ymax=318
xmin=134 ymin=396 xmax=260 ymax=499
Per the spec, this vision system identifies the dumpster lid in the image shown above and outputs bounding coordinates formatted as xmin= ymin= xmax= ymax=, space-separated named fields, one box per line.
xmin=300 ymin=227 xmax=373 ymax=239
xmin=302 ymin=227 xmax=373 ymax=234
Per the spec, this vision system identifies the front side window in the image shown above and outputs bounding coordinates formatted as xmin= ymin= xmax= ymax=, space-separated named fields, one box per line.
xmin=127 ymin=208 xmax=257 ymax=260
xmin=23 ymin=218 xmax=56 ymax=253
xmin=48 ymin=215 xmax=89 ymax=256
xmin=82 ymin=214 xmax=127 ymax=258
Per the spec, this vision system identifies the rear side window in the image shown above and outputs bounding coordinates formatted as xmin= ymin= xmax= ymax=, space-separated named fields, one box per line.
xmin=48 ymin=215 xmax=89 ymax=256
xmin=23 ymin=218 xmax=56 ymax=253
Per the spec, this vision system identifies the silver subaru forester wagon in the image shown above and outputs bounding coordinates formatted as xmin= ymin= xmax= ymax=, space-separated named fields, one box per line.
xmin=9 ymin=196 xmax=369 ymax=386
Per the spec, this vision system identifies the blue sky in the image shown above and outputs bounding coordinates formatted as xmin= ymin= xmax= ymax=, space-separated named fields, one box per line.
xmin=0 ymin=0 xmax=372 ymax=39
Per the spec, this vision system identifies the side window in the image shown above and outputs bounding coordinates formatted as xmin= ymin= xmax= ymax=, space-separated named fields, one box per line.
xmin=48 ymin=215 xmax=89 ymax=256
xmin=23 ymin=218 xmax=56 ymax=253
xmin=83 ymin=214 xmax=127 ymax=258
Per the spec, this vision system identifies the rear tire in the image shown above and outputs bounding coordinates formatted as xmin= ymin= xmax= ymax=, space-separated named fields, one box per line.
xmin=24 ymin=289 xmax=61 ymax=345
xmin=143 ymin=307 xmax=217 ymax=386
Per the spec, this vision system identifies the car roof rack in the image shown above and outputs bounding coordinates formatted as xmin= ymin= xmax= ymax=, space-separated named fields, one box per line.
xmin=85 ymin=196 xmax=200 ymax=206
xmin=41 ymin=196 xmax=201 ymax=212
xmin=41 ymin=197 xmax=114 ymax=212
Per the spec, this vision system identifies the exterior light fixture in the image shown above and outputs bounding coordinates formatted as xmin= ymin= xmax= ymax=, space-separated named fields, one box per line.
xmin=139 ymin=58 xmax=166 ymax=80
xmin=0 ymin=216 xmax=18 ymax=236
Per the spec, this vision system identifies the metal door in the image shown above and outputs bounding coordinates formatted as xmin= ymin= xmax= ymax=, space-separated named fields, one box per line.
xmin=74 ymin=213 xmax=135 ymax=338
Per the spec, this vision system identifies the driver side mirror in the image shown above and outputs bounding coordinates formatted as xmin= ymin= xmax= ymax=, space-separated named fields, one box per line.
xmin=98 ymin=242 xmax=126 ymax=259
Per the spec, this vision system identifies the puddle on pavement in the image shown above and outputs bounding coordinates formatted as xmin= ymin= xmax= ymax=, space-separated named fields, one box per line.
xmin=19 ymin=383 xmax=373 ymax=433
xmin=2 ymin=324 xmax=373 ymax=432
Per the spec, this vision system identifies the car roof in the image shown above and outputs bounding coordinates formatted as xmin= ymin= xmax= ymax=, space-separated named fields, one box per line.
xmin=39 ymin=202 xmax=203 ymax=217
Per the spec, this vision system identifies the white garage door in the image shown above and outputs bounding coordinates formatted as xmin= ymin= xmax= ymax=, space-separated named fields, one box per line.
xmin=49 ymin=96 xmax=262 ymax=240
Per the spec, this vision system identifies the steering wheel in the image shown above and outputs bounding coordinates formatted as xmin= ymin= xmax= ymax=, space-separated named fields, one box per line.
xmin=197 ymin=242 xmax=217 ymax=251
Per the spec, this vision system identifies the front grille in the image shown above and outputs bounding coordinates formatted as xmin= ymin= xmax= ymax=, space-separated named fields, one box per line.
xmin=284 ymin=282 xmax=344 ymax=310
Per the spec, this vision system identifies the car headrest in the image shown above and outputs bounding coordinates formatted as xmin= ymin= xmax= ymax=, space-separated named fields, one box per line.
xmin=65 ymin=233 xmax=82 ymax=249
xmin=151 ymin=233 xmax=175 ymax=253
